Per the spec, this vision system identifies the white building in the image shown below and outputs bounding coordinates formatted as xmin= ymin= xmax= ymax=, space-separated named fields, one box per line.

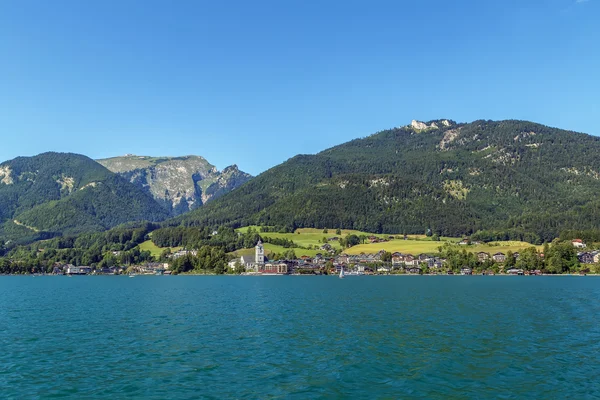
xmin=66 ymin=265 xmax=92 ymax=275
xmin=229 ymin=241 xmax=266 ymax=272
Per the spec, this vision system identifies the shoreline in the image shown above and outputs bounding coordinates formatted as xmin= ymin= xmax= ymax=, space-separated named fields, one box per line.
xmin=1 ymin=273 xmax=598 ymax=277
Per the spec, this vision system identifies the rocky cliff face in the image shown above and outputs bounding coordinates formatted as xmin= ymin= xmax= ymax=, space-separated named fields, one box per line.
xmin=97 ymin=155 xmax=252 ymax=215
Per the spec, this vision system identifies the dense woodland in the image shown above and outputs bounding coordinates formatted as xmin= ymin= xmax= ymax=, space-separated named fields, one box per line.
xmin=174 ymin=120 xmax=600 ymax=242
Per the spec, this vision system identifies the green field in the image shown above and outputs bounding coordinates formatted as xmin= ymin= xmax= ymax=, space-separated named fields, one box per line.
xmin=235 ymin=226 xmax=540 ymax=257
xmin=235 ymin=226 xmax=455 ymax=251
xmin=139 ymin=240 xmax=181 ymax=257
xmin=143 ymin=227 xmax=542 ymax=260
xmin=345 ymin=240 xmax=541 ymax=256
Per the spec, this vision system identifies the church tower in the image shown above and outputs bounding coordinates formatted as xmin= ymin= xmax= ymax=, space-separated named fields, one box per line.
xmin=255 ymin=240 xmax=265 ymax=265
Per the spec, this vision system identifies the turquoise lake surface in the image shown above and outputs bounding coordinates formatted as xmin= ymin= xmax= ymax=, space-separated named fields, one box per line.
xmin=1 ymin=276 xmax=599 ymax=399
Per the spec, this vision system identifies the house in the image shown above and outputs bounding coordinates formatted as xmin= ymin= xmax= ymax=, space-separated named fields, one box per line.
xmin=171 ymin=250 xmax=198 ymax=259
xmin=262 ymin=262 xmax=288 ymax=274
xmin=391 ymin=252 xmax=404 ymax=265
xmin=578 ymin=252 xmax=594 ymax=264
xmin=405 ymin=266 xmax=421 ymax=275
xmin=337 ymin=254 xmax=350 ymax=264
xmin=458 ymin=238 xmax=470 ymax=245
xmin=506 ymin=268 xmax=524 ymax=275
xmin=403 ymin=255 xmax=417 ymax=266
xmin=477 ymin=252 xmax=490 ymax=262
xmin=460 ymin=268 xmax=472 ymax=275
xmin=572 ymin=239 xmax=587 ymax=248
xmin=492 ymin=252 xmax=506 ymax=263
xmin=66 ymin=265 xmax=92 ymax=275
xmin=593 ymin=252 xmax=600 ymax=264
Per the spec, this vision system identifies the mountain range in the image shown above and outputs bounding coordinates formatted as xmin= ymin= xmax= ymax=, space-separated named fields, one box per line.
xmin=2 ymin=119 xmax=600 ymax=246
xmin=97 ymin=155 xmax=251 ymax=215
xmin=175 ymin=119 xmax=600 ymax=243
xmin=0 ymin=153 xmax=251 ymax=244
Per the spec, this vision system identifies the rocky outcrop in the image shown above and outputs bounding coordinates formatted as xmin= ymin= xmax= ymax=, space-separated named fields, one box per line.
xmin=97 ymin=155 xmax=252 ymax=215
xmin=410 ymin=120 xmax=439 ymax=132
xmin=0 ymin=166 xmax=13 ymax=185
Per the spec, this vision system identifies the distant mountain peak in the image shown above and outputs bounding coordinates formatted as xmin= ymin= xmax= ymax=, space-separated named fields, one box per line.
xmin=97 ymin=155 xmax=251 ymax=215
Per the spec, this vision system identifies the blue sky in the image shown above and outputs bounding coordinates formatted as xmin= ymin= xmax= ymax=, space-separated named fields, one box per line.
xmin=0 ymin=0 xmax=598 ymax=175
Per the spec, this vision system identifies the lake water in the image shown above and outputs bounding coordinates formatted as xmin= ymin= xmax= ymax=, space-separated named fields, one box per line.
xmin=1 ymin=276 xmax=599 ymax=399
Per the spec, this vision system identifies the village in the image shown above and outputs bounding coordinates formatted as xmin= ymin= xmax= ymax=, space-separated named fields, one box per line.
xmin=221 ymin=239 xmax=598 ymax=276
xmin=40 ymin=238 xmax=599 ymax=277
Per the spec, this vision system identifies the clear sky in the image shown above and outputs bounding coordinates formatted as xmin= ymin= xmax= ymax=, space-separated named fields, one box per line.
xmin=0 ymin=0 xmax=598 ymax=175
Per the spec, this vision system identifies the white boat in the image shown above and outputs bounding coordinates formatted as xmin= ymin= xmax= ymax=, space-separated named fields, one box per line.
xmin=339 ymin=267 xmax=345 ymax=279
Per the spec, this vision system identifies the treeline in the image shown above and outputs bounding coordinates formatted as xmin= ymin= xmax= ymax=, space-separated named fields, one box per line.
xmin=169 ymin=246 xmax=229 ymax=274
xmin=261 ymin=236 xmax=297 ymax=248
xmin=151 ymin=226 xmax=261 ymax=253
xmin=559 ymin=229 xmax=600 ymax=244
xmin=471 ymin=229 xmax=542 ymax=245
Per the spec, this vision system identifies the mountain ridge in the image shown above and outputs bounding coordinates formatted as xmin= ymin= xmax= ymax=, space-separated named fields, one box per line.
xmin=97 ymin=154 xmax=252 ymax=215
xmin=173 ymin=119 xmax=600 ymax=242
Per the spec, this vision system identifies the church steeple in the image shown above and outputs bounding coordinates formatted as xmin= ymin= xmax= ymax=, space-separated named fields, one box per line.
xmin=255 ymin=240 xmax=265 ymax=265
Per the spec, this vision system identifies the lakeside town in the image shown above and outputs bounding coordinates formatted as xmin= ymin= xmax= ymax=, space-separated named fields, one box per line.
xmin=18 ymin=238 xmax=600 ymax=277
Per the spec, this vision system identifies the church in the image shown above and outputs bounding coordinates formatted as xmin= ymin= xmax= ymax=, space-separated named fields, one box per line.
xmin=228 ymin=240 xmax=266 ymax=272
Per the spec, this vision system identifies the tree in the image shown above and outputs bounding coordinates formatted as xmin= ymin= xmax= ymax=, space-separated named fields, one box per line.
xmin=346 ymin=235 xmax=360 ymax=247
xmin=323 ymin=228 xmax=328 ymax=234
xmin=505 ymin=251 xmax=515 ymax=268
xmin=545 ymin=240 xmax=579 ymax=274
xmin=381 ymin=251 xmax=392 ymax=262
xmin=516 ymin=247 xmax=541 ymax=271
xmin=336 ymin=228 xmax=342 ymax=235
xmin=325 ymin=260 xmax=334 ymax=273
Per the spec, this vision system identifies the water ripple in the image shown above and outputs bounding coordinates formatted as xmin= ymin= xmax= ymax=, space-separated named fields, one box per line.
xmin=1 ymin=276 xmax=599 ymax=399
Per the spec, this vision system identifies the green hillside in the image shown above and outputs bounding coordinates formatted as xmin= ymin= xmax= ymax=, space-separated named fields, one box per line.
xmin=0 ymin=152 xmax=170 ymax=244
xmin=175 ymin=119 xmax=600 ymax=242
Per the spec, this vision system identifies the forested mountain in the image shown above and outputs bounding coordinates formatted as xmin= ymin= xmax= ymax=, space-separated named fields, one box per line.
xmin=0 ymin=153 xmax=170 ymax=244
xmin=97 ymin=155 xmax=252 ymax=215
xmin=175 ymin=119 xmax=600 ymax=242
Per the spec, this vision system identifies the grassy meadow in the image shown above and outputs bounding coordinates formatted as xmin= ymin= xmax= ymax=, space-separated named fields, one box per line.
xmin=140 ymin=226 xmax=542 ymax=260
xmin=345 ymin=240 xmax=542 ymax=256
xmin=139 ymin=240 xmax=181 ymax=258
xmin=235 ymin=226 xmax=541 ymax=257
